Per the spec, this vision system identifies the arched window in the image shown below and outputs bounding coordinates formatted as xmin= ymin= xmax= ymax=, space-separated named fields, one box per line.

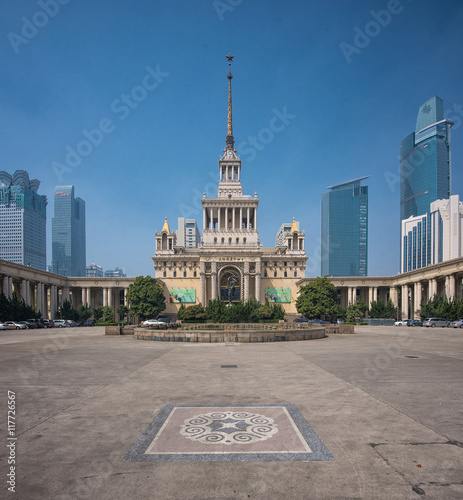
xmin=229 ymin=237 xmax=232 ymax=244
xmin=221 ymin=237 xmax=224 ymax=244
xmin=214 ymin=237 xmax=217 ymax=244
xmin=243 ymin=237 xmax=247 ymax=244
xmin=236 ymin=237 xmax=239 ymax=244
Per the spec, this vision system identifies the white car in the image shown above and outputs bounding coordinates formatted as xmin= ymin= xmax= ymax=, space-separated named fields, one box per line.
xmin=4 ymin=321 xmax=27 ymax=330
xmin=54 ymin=320 xmax=70 ymax=328
xmin=142 ymin=319 xmax=163 ymax=326
xmin=394 ymin=319 xmax=410 ymax=326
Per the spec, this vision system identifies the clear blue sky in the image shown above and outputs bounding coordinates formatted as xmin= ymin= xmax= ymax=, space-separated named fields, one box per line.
xmin=1 ymin=0 xmax=462 ymax=277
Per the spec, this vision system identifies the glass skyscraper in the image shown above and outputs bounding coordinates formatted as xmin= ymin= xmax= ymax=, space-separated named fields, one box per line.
xmin=321 ymin=176 xmax=369 ymax=277
xmin=400 ymin=96 xmax=452 ymax=221
xmin=0 ymin=170 xmax=47 ymax=270
xmin=52 ymin=186 xmax=86 ymax=277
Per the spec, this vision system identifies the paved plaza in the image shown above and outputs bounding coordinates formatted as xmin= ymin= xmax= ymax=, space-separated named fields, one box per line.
xmin=1 ymin=325 xmax=463 ymax=499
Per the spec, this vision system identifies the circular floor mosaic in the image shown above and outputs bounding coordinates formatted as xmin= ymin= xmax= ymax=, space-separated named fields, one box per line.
xmin=180 ymin=411 xmax=278 ymax=445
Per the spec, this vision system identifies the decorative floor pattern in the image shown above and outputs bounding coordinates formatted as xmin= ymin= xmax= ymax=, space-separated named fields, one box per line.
xmin=124 ymin=404 xmax=333 ymax=462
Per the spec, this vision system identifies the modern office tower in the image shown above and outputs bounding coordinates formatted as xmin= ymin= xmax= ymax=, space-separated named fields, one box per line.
xmin=104 ymin=268 xmax=126 ymax=278
xmin=400 ymin=96 xmax=453 ymax=222
xmin=275 ymin=221 xmax=297 ymax=247
xmin=401 ymin=194 xmax=463 ymax=273
xmin=177 ymin=217 xmax=201 ymax=248
xmin=0 ymin=170 xmax=47 ymax=270
xmin=52 ymin=186 xmax=86 ymax=277
xmin=321 ymin=176 xmax=369 ymax=277
xmin=86 ymin=262 xmax=104 ymax=278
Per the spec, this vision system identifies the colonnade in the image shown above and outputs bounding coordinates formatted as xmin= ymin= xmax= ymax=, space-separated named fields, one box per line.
xmin=203 ymin=205 xmax=256 ymax=230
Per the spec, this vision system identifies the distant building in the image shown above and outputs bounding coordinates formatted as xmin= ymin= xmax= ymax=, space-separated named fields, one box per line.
xmin=0 ymin=170 xmax=47 ymax=270
xmin=400 ymin=96 xmax=452 ymax=222
xmin=321 ymin=176 xmax=369 ymax=277
xmin=52 ymin=186 xmax=86 ymax=277
xmin=177 ymin=217 xmax=201 ymax=248
xmin=104 ymin=268 xmax=126 ymax=278
xmin=86 ymin=262 xmax=104 ymax=278
xmin=401 ymin=194 xmax=463 ymax=273
xmin=275 ymin=221 xmax=298 ymax=247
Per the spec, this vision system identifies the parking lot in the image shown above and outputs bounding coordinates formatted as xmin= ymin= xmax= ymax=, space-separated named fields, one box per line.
xmin=0 ymin=325 xmax=462 ymax=499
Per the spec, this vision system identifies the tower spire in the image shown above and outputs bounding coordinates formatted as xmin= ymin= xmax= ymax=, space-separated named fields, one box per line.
xmin=226 ymin=54 xmax=234 ymax=149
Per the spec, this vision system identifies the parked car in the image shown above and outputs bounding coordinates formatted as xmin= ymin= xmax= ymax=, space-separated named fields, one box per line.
xmin=143 ymin=319 xmax=163 ymax=326
xmin=68 ymin=321 xmax=80 ymax=327
xmin=423 ymin=318 xmax=450 ymax=327
xmin=0 ymin=322 xmax=10 ymax=330
xmin=293 ymin=317 xmax=308 ymax=323
xmin=42 ymin=319 xmax=55 ymax=328
xmin=4 ymin=321 xmax=27 ymax=330
xmin=54 ymin=319 xmax=70 ymax=328
xmin=156 ymin=317 xmax=172 ymax=323
xmin=27 ymin=319 xmax=45 ymax=329
xmin=407 ymin=319 xmax=423 ymax=327
xmin=394 ymin=319 xmax=410 ymax=326
xmin=84 ymin=320 xmax=95 ymax=327
xmin=19 ymin=321 xmax=37 ymax=329
xmin=308 ymin=319 xmax=330 ymax=324
xmin=449 ymin=319 xmax=463 ymax=328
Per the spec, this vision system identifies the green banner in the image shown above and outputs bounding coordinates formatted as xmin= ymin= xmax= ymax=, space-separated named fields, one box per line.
xmin=169 ymin=288 xmax=196 ymax=303
xmin=265 ymin=288 xmax=291 ymax=303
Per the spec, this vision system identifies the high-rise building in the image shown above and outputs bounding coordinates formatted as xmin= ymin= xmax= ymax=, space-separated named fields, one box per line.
xmin=400 ymin=96 xmax=453 ymax=222
xmin=52 ymin=186 xmax=86 ymax=277
xmin=0 ymin=170 xmax=47 ymax=270
xmin=177 ymin=217 xmax=201 ymax=248
xmin=275 ymin=220 xmax=298 ymax=247
xmin=86 ymin=262 xmax=104 ymax=278
xmin=401 ymin=194 xmax=463 ymax=273
xmin=104 ymin=268 xmax=126 ymax=278
xmin=321 ymin=176 xmax=369 ymax=277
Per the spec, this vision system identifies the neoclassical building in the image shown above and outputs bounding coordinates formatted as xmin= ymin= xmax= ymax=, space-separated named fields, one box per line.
xmin=152 ymin=56 xmax=307 ymax=314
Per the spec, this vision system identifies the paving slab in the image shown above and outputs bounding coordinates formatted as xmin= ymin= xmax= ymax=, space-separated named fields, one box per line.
xmin=0 ymin=325 xmax=462 ymax=499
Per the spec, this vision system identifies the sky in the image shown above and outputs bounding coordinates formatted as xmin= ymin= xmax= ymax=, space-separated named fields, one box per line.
xmin=1 ymin=0 xmax=462 ymax=278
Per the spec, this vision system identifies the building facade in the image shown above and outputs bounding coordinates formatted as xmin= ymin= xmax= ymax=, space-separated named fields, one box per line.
xmin=177 ymin=217 xmax=201 ymax=248
xmin=321 ymin=176 xmax=369 ymax=277
xmin=401 ymin=194 xmax=463 ymax=273
xmin=86 ymin=262 xmax=104 ymax=278
xmin=52 ymin=186 xmax=86 ymax=277
xmin=400 ymin=96 xmax=452 ymax=222
xmin=105 ymin=268 xmax=127 ymax=278
xmin=152 ymin=56 xmax=308 ymax=314
xmin=0 ymin=170 xmax=47 ymax=270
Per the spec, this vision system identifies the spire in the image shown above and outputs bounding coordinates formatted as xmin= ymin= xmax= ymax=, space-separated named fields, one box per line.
xmin=162 ymin=217 xmax=170 ymax=234
xmin=226 ymin=54 xmax=234 ymax=149
xmin=290 ymin=217 xmax=298 ymax=234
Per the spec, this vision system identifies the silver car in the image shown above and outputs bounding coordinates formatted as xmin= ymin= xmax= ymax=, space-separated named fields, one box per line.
xmin=423 ymin=318 xmax=450 ymax=327
xmin=449 ymin=319 xmax=463 ymax=328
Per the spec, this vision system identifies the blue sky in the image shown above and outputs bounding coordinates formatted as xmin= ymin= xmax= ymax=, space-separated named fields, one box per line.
xmin=1 ymin=0 xmax=462 ymax=277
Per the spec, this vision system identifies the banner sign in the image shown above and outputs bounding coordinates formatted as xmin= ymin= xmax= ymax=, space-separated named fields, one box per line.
xmin=169 ymin=288 xmax=196 ymax=303
xmin=265 ymin=288 xmax=291 ymax=303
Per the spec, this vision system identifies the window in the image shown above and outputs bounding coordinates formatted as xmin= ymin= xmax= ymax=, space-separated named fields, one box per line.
xmin=221 ymin=237 xmax=224 ymax=244
xmin=183 ymin=271 xmax=187 ymax=277
xmin=263 ymin=261 xmax=267 ymax=267
xmin=194 ymin=271 xmax=197 ymax=277
xmin=173 ymin=262 xmax=177 ymax=267
xmin=274 ymin=271 xmax=277 ymax=277
xmin=264 ymin=270 xmax=267 ymax=278
xmin=294 ymin=271 xmax=297 ymax=277
xmin=284 ymin=271 xmax=287 ymax=277
xmin=193 ymin=262 xmax=197 ymax=266
xmin=274 ymin=262 xmax=277 ymax=267
xmin=229 ymin=237 xmax=232 ymax=244
xmin=183 ymin=261 xmax=187 ymax=267
xmin=243 ymin=237 xmax=246 ymax=244
xmin=294 ymin=262 xmax=297 ymax=266
xmin=214 ymin=237 xmax=217 ymax=244
xmin=163 ymin=270 xmax=166 ymax=277
xmin=236 ymin=237 xmax=239 ymax=244
xmin=173 ymin=271 xmax=177 ymax=277
xmin=163 ymin=262 xmax=166 ymax=266
xmin=284 ymin=262 xmax=287 ymax=266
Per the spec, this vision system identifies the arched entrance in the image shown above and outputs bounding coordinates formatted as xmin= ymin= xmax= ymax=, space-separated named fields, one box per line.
xmin=218 ymin=267 xmax=242 ymax=303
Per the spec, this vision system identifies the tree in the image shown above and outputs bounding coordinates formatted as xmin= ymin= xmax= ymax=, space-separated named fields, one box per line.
xmin=92 ymin=307 xmax=103 ymax=322
xmin=296 ymin=277 xmax=339 ymax=318
xmin=117 ymin=304 xmax=129 ymax=322
xmin=101 ymin=305 xmax=114 ymax=323
xmin=369 ymin=299 xmax=397 ymax=319
xmin=126 ymin=276 xmax=166 ymax=320
xmin=346 ymin=301 xmax=368 ymax=322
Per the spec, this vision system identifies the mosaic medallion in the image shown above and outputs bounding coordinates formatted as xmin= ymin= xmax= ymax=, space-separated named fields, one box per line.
xmin=124 ymin=404 xmax=333 ymax=462
xmin=180 ymin=411 xmax=278 ymax=445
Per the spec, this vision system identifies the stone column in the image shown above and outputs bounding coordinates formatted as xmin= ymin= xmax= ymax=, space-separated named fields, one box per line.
xmin=211 ymin=262 xmax=217 ymax=300
xmin=244 ymin=261 xmax=250 ymax=301
xmin=103 ymin=288 xmax=108 ymax=307
xmin=448 ymin=274 xmax=456 ymax=300
xmin=8 ymin=277 xmax=13 ymax=299
xmin=200 ymin=262 xmax=206 ymax=306
xmin=414 ymin=282 xmax=422 ymax=320
xmin=347 ymin=287 xmax=353 ymax=304
xmin=21 ymin=279 xmax=27 ymax=303
xmin=255 ymin=261 xmax=262 ymax=303
xmin=401 ymin=285 xmax=409 ymax=320
xmin=389 ymin=287 xmax=398 ymax=308
xmin=240 ymin=207 xmax=243 ymax=229
xmin=246 ymin=207 xmax=250 ymax=229
xmin=124 ymin=288 xmax=129 ymax=305
xmin=373 ymin=287 xmax=378 ymax=302
xmin=429 ymin=279 xmax=437 ymax=300
xmin=254 ymin=206 xmax=257 ymax=229
xmin=368 ymin=287 xmax=374 ymax=307
xmin=108 ymin=288 xmax=113 ymax=307
xmin=50 ymin=286 xmax=57 ymax=319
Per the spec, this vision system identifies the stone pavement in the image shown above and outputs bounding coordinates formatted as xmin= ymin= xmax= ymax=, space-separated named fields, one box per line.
xmin=0 ymin=325 xmax=462 ymax=499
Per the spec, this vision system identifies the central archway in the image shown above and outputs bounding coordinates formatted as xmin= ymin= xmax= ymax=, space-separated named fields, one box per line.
xmin=218 ymin=267 xmax=242 ymax=302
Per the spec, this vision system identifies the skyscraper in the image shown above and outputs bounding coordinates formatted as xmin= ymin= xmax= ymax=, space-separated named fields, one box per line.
xmin=321 ymin=176 xmax=369 ymax=277
xmin=177 ymin=217 xmax=201 ymax=248
xmin=52 ymin=186 xmax=86 ymax=277
xmin=0 ymin=170 xmax=47 ymax=270
xmin=400 ymin=96 xmax=452 ymax=221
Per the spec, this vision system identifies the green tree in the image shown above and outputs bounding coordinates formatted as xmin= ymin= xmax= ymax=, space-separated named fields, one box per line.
xmin=92 ymin=307 xmax=103 ymax=322
xmin=117 ymin=304 xmax=129 ymax=322
xmin=101 ymin=305 xmax=114 ymax=323
xmin=59 ymin=300 xmax=77 ymax=320
xmin=77 ymin=305 xmax=92 ymax=322
xmin=368 ymin=299 xmax=397 ymax=319
xmin=296 ymin=277 xmax=339 ymax=318
xmin=346 ymin=301 xmax=368 ymax=322
xmin=126 ymin=276 xmax=166 ymax=320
